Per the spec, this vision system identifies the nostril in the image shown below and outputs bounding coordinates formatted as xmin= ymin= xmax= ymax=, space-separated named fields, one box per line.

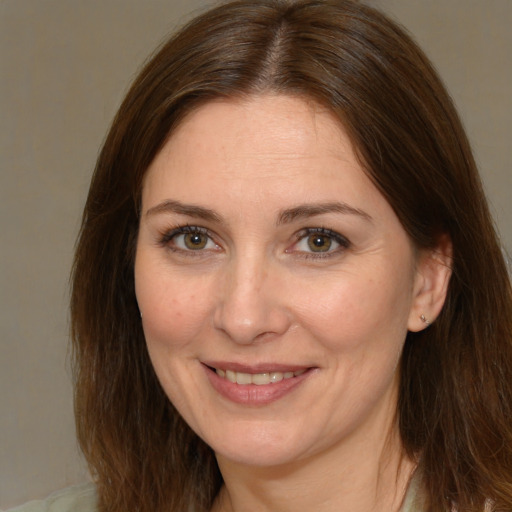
xmin=213 ymin=303 xmax=291 ymax=345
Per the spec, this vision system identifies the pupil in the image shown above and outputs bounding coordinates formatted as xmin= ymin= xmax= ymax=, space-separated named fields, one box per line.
xmin=308 ymin=234 xmax=331 ymax=252
xmin=185 ymin=233 xmax=206 ymax=250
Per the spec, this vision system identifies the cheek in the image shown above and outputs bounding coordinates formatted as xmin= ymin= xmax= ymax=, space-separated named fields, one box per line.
xmin=135 ymin=263 xmax=213 ymax=351
xmin=293 ymin=268 xmax=413 ymax=353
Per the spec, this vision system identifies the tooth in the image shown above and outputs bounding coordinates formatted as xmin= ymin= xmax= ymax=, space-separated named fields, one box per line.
xmin=252 ymin=373 xmax=271 ymax=385
xmin=216 ymin=368 xmax=307 ymax=385
xmin=236 ymin=372 xmax=252 ymax=385
xmin=269 ymin=372 xmax=284 ymax=383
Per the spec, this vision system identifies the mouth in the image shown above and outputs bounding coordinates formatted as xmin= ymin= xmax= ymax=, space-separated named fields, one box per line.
xmin=202 ymin=362 xmax=314 ymax=405
xmin=213 ymin=367 xmax=307 ymax=386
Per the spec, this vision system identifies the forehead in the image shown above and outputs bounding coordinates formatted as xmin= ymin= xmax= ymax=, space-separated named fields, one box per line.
xmin=142 ymin=95 xmax=371 ymax=201
xmin=164 ymin=95 xmax=349 ymax=156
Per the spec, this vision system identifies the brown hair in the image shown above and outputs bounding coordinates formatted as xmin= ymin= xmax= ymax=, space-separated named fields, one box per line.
xmin=71 ymin=1 xmax=512 ymax=510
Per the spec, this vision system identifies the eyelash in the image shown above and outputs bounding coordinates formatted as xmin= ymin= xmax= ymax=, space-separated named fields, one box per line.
xmin=157 ymin=225 xmax=350 ymax=259
xmin=291 ymin=227 xmax=351 ymax=259
xmin=158 ymin=225 xmax=218 ymax=255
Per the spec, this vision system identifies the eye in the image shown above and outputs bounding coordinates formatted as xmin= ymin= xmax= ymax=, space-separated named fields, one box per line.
xmin=175 ymin=232 xmax=212 ymax=250
xmin=160 ymin=226 xmax=219 ymax=252
xmin=292 ymin=228 xmax=350 ymax=256
xmin=305 ymin=233 xmax=335 ymax=252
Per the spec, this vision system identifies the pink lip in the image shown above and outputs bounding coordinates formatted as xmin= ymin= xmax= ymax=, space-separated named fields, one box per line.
xmin=202 ymin=363 xmax=314 ymax=406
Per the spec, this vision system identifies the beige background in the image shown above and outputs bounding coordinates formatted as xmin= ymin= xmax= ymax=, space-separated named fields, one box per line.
xmin=1 ymin=0 xmax=510 ymax=508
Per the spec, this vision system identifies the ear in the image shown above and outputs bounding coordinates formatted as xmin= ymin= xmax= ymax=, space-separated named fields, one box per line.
xmin=408 ymin=234 xmax=453 ymax=332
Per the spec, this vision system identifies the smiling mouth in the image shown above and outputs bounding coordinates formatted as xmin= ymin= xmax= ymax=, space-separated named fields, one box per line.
xmin=213 ymin=368 xmax=307 ymax=386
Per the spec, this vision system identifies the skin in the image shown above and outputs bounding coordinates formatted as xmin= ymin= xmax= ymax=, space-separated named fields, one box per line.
xmin=135 ymin=95 xmax=451 ymax=511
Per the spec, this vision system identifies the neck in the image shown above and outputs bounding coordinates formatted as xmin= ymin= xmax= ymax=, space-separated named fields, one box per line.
xmin=211 ymin=423 xmax=416 ymax=512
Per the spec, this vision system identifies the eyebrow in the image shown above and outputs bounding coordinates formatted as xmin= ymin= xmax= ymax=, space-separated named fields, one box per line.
xmin=145 ymin=199 xmax=371 ymax=225
xmin=277 ymin=202 xmax=372 ymax=225
xmin=145 ymin=199 xmax=222 ymax=223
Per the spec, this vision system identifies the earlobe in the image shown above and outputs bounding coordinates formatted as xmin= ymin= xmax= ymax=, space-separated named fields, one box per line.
xmin=408 ymin=234 xmax=453 ymax=332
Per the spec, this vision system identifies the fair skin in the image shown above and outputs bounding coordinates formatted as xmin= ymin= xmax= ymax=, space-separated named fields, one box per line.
xmin=135 ymin=95 xmax=451 ymax=512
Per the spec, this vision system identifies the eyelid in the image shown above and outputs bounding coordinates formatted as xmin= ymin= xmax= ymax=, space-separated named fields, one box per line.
xmin=290 ymin=227 xmax=351 ymax=258
xmin=295 ymin=227 xmax=350 ymax=245
xmin=158 ymin=224 xmax=220 ymax=252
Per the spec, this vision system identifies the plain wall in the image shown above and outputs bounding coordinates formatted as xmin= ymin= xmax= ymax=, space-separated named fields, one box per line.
xmin=1 ymin=0 xmax=510 ymax=508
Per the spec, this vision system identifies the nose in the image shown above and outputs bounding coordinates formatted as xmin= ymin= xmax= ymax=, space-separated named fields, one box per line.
xmin=213 ymin=257 xmax=291 ymax=345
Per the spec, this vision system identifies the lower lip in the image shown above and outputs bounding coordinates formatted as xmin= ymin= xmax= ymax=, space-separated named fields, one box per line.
xmin=203 ymin=365 xmax=313 ymax=406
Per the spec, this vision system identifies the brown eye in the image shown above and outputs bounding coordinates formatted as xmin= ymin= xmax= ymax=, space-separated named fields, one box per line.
xmin=291 ymin=228 xmax=349 ymax=257
xmin=307 ymin=234 xmax=332 ymax=252
xmin=183 ymin=232 xmax=208 ymax=250
xmin=163 ymin=227 xmax=217 ymax=252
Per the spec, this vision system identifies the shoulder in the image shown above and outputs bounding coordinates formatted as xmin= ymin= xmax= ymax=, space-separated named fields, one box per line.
xmin=4 ymin=483 xmax=97 ymax=512
xmin=400 ymin=470 xmax=425 ymax=512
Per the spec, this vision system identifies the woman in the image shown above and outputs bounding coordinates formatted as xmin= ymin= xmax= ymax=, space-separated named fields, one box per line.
xmin=12 ymin=0 xmax=512 ymax=511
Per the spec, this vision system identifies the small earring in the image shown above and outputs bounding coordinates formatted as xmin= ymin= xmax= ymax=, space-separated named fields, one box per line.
xmin=420 ymin=314 xmax=431 ymax=326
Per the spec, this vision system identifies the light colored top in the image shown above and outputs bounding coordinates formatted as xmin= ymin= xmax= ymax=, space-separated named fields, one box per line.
xmin=4 ymin=478 xmax=422 ymax=512
xmin=3 ymin=483 xmax=97 ymax=512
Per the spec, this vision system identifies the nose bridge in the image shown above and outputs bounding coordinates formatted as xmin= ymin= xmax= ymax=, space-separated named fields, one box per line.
xmin=214 ymin=250 xmax=289 ymax=344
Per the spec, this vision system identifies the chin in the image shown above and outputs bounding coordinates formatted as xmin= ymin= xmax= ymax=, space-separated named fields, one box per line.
xmin=200 ymin=420 xmax=319 ymax=469
xmin=215 ymin=443 xmax=305 ymax=469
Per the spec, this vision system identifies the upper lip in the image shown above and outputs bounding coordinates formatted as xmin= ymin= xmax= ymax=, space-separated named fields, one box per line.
xmin=202 ymin=361 xmax=313 ymax=374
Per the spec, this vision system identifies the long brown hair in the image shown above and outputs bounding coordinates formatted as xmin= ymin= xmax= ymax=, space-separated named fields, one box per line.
xmin=71 ymin=1 xmax=512 ymax=510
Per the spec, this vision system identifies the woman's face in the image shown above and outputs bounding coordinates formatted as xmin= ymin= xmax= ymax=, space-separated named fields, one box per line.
xmin=135 ymin=95 xmax=429 ymax=468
